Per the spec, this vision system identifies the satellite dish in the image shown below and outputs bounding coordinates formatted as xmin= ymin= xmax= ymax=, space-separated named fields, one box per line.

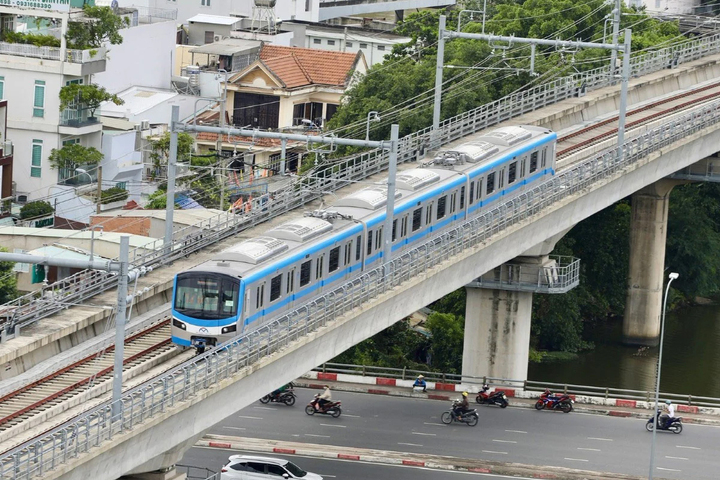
xmin=111 ymin=0 xmax=119 ymax=11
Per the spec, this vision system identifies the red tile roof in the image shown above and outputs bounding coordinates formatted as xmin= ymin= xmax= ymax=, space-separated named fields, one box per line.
xmin=196 ymin=132 xmax=302 ymax=148
xmin=230 ymin=44 xmax=361 ymax=89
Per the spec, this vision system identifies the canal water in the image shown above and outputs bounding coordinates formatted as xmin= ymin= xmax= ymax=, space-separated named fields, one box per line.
xmin=528 ymin=304 xmax=720 ymax=399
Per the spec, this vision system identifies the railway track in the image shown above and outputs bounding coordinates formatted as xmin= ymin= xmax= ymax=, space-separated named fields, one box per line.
xmin=556 ymin=80 xmax=720 ymax=158
xmin=0 ymin=319 xmax=173 ymax=433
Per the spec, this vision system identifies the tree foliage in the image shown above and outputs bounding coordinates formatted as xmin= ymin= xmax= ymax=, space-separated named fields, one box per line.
xmin=19 ymin=201 xmax=53 ymax=220
xmin=424 ymin=312 xmax=464 ymax=373
xmin=65 ymin=6 xmax=130 ymax=49
xmin=149 ymin=132 xmax=195 ymax=169
xmin=59 ymin=84 xmax=124 ymax=117
xmin=0 ymin=247 xmax=18 ymax=304
xmin=47 ymin=143 xmax=103 ymax=170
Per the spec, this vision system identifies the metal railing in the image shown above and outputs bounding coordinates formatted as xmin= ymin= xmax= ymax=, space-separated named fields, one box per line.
xmin=0 ymin=42 xmax=107 ymax=63
xmin=4 ymin=31 xmax=720 ymax=340
xmin=468 ymin=255 xmax=580 ymax=293
xmin=312 ymin=363 xmax=720 ymax=408
xmin=3 ymin=90 xmax=720 ymax=480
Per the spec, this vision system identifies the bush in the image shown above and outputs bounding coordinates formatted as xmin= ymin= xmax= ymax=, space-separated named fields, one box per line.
xmin=19 ymin=201 xmax=54 ymax=220
xmin=100 ymin=187 xmax=128 ymax=205
xmin=1 ymin=31 xmax=61 ymax=47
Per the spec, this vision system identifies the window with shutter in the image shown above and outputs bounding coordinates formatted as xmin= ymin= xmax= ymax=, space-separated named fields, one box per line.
xmin=31 ymin=140 xmax=43 ymax=178
xmin=33 ymin=81 xmax=45 ymax=118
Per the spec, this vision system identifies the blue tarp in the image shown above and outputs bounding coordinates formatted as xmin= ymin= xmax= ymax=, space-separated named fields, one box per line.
xmin=175 ymin=193 xmax=202 ymax=209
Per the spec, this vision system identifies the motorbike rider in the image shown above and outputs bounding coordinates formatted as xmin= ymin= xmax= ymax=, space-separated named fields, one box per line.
xmin=317 ymin=385 xmax=332 ymax=411
xmin=660 ymin=399 xmax=676 ymax=428
xmin=453 ymin=392 xmax=470 ymax=419
xmin=413 ymin=375 xmax=427 ymax=392
xmin=270 ymin=382 xmax=292 ymax=401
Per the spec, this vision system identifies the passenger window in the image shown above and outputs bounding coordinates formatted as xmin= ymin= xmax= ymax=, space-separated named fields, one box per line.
xmin=246 ymin=463 xmax=266 ymax=473
xmin=267 ymin=465 xmax=286 ymax=477
xmin=541 ymin=148 xmax=547 ymax=167
xmin=530 ymin=151 xmax=538 ymax=173
xmin=270 ymin=274 xmax=282 ymax=302
xmin=412 ymin=207 xmax=422 ymax=231
xmin=450 ymin=193 xmax=456 ymax=213
xmin=436 ymin=195 xmax=447 ymax=219
xmin=401 ymin=216 xmax=408 ymax=237
xmin=255 ymin=284 xmax=265 ymax=308
xmin=508 ymin=162 xmax=517 ymax=184
xmin=486 ymin=173 xmax=495 ymax=194
xmin=469 ymin=182 xmax=474 ymax=204
xmin=286 ymin=269 xmax=294 ymax=294
xmin=499 ymin=168 xmax=505 ymax=188
xmin=460 ymin=186 xmax=465 ymax=209
xmin=392 ymin=219 xmax=397 ymax=241
xmin=520 ymin=158 xmax=526 ymax=178
xmin=329 ymin=246 xmax=340 ymax=272
xmin=344 ymin=243 xmax=352 ymax=265
xmin=356 ymin=235 xmax=361 ymax=260
xmin=375 ymin=227 xmax=383 ymax=250
xmin=230 ymin=463 xmax=250 ymax=471
xmin=477 ymin=180 xmax=482 ymax=199
xmin=315 ymin=256 xmax=324 ymax=279
xmin=300 ymin=260 xmax=311 ymax=286
xmin=367 ymin=230 xmax=373 ymax=255
xmin=425 ymin=204 xmax=432 ymax=225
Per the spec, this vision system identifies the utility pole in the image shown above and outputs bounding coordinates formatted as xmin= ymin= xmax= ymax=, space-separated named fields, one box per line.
xmin=96 ymin=165 xmax=102 ymax=215
xmin=382 ymin=124 xmax=399 ymax=267
xmin=165 ymin=105 xmax=179 ymax=251
xmin=217 ymin=70 xmax=228 ymax=211
xmin=111 ymin=235 xmax=129 ymax=419
xmin=432 ymin=15 xmax=447 ymax=137
xmin=617 ymin=28 xmax=632 ymax=159
xmin=610 ymin=0 xmax=621 ymax=76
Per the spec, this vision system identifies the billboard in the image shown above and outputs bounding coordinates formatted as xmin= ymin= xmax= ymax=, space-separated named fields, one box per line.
xmin=0 ymin=0 xmax=72 ymax=12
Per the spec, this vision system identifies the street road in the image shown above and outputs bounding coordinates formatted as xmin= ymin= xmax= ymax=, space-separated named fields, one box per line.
xmin=200 ymin=388 xmax=720 ymax=479
xmin=182 ymin=447 xmax=543 ymax=480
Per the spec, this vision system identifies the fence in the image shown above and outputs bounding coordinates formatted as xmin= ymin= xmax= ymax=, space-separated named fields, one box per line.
xmin=313 ymin=363 xmax=720 ymax=409
xmin=4 ymin=31 xmax=720 ymax=340
xmin=3 ymin=89 xmax=720 ymax=480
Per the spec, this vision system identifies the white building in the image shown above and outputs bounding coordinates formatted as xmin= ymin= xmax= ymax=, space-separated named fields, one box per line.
xmin=630 ymin=0 xmax=701 ymax=14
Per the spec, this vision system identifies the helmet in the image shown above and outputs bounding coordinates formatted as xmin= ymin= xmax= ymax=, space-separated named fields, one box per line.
xmin=418 ymin=375 xmax=424 ymax=379
xmin=462 ymin=392 xmax=468 ymax=397
xmin=665 ymin=400 xmax=672 ymax=405
xmin=324 ymin=385 xmax=330 ymax=389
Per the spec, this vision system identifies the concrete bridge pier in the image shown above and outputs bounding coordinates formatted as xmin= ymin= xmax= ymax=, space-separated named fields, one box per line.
xmin=623 ymin=179 xmax=682 ymax=346
xmin=119 ymin=432 xmax=203 ymax=480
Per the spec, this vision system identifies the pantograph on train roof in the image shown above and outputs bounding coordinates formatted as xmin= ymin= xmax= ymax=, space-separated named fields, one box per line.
xmin=215 ymin=237 xmax=289 ymax=264
xmin=334 ymin=185 xmax=402 ymax=210
xmin=395 ymin=169 xmax=441 ymax=191
xmin=266 ymin=217 xmax=333 ymax=243
xmin=478 ymin=125 xmax=533 ymax=146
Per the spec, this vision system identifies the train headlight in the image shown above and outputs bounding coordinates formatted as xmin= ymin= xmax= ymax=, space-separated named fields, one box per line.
xmin=172 ymin=319 xmax=186 ymax=330
xmin=221 ymin=325 xmax=237 ymax=334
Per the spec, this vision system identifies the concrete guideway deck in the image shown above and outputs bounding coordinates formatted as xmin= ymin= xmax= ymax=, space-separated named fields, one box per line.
xmin=197 ymin=434 xmax=649 ymax=480
xmin=2 ymin=50 xmax=720 ymax=384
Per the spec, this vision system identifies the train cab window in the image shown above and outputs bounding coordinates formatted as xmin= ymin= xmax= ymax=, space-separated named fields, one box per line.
xmin=270 ymin=275 xmax=282 ymax=302
xmin=486 ymin=173 xmax=496 ymax=195
xmin=530 ymin=151 xmax=538 ymax=173
xmin=412 ymin=207 xmax=422 ymax=231
xmin=437 ymin=196 xmax=447 ymax=219
xmin=469 ymin=183 xmax=475 ymax=204
xmin=541 ymin=148 xmax=547 ymax=168
xmin=329 ymin=246 xmax=340 ymax=272
xmin=286 ymin=269 xmax=295 ymax=294
xmin=300 ymin=260 xmax=312 ymax=286
xmin=356 ymin=235 xmax=362 ymax=261
xmin=222 ymin=282 xmax=239 ymax=315
xmin=315 ymin=256 xmax=324 ymax=279
xmin=367 ymin=231 xmax=373 ymax=255
xmin=392 ymin=219 xmax=397 ymax=241
xmin=460 ymin=186 xmax=465 ymax=209
xmin=256 ymin=283 xmax=265 ymax=309
xmin=175 ymin=275 xmax=240 ymax=319
xmin=401 ymin=216 xmax=408 ymax=237
xmin=508 ymin=162 xmax=517 ymax=184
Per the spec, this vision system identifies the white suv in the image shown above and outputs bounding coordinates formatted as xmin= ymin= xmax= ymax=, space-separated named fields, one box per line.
xmin=220 ymin=455 xmax=323 ymax=480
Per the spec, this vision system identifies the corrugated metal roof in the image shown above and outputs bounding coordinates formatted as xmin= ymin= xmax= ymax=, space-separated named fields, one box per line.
xmin=27 ymin=245 xmax=108 ymax=262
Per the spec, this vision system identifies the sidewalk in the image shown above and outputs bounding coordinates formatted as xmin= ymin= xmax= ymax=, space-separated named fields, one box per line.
xmin=199 ymin=434 xmax=650 ymax=480
xmin=294 ymin=376 xmax=720 ymax=426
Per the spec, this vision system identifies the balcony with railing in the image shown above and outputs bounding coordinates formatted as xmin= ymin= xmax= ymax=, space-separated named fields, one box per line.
xmin=0 ymin=42 xmax=106 ymax=63
xmin=57 ymin=164 xmax=98 ymax=187
xmin=60 ymin=104 xmax=100 ymax=129
xmin=467 ymin=256 xmax=580 ymax=294
xmin=0 ymin=140 xmax=11 ymax=160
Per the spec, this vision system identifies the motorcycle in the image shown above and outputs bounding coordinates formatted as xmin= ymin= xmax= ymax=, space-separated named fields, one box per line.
xmin=440 ymin=400 xmax=479 ymax=426
xmin=646 ymin=410 xmax=683 ymax=434
xmin=535 ymin=389 xmax=574 ymax=413
xmin=259 ymin=386 xmax=296 ymax=406
xmin=305 ymin=394 xmax=342 ymax=417
xmin=476 ymin=385 xmax=509 ymax=408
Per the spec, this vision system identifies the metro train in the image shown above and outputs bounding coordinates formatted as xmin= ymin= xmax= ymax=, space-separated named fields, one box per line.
xmin=171 ymin=125 xmax=558 ymax=351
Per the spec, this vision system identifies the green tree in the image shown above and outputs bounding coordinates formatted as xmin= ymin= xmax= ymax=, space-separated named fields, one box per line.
xmin=425 ymin=312 xmax=464 ymax=373
xmin=65 ymin=5 xmax=130 ymax=49
xmin=0 ymin=247 xmax=18 ymax=304
xmin=47 ymin=143 xmax=103 ymax=170
xmin=59 ymin=84 xmax=124 ymax=117
xmin=149 ymin=132 xmax=195 ymax=170
xmin=19 ymin=200 xmax=53 ymax=220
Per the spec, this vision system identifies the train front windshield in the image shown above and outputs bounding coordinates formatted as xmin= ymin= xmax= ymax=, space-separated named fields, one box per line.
xmin=174 ymin=274 xmax=240 ymax=320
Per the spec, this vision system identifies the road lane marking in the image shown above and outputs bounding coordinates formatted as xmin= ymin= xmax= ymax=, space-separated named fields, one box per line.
xmin=657 ymin=467 xmax=681 ymax=472
xmin=253 ymin=406 xmax=277 ymax=411
xmin=423 ymin=422 xmax=445 ymax=426
xmin=343 ymin=414 xmax=360 ymax=418
xmin=665 ymin=456 xmax=688 ymax=460
xmin=482 ymin=450 xmax=508 ymax=455
xmin=676 ymin=445 xmax=701 ymax=450
xmin=304 ymin=434 xmax=330 ymax=438
xmin=222 ymin=427 xmax=246 ymax=431
xmin=564 ymin=458 xmax=589 ymax=462
xmin=505 ymin=430 xmax=527 ymax=434
xmin=587 ymin=437 xmax=613 ymax=441
xmin=492 ymin=439 xmax=517 ymax=444
xmin=398 ymin=442 xmax=423 ymax=447
xmin=237 ymin=415 xmax=263 ymax=420
xmin=320 ymin=424 xmax=346 ymax=428
xmin=412 ymin=432 xmax=436 ymax=436
xmin=577 ymin=448 xmax=601 ymax=452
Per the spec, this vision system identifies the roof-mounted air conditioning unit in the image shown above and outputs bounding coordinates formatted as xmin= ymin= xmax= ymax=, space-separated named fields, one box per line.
xmin=140 ymin=120 xmax=150 ymax=130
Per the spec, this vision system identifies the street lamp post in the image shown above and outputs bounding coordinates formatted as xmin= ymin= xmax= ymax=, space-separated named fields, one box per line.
xmin=648 ymin=271 xmax=679 ymax=480
xmin=366 ymin=111 xmax=380 ymax=141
